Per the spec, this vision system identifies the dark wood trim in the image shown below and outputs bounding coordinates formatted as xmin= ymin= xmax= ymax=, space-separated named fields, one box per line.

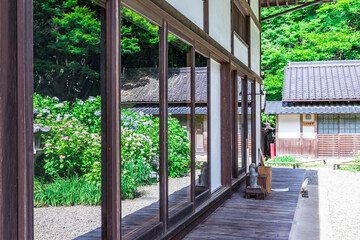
xmin=99 ymin=7 xmax=107 ymax=240
xmin=315 ymin=114 xmax=319 ymax=158
xmin=203 ymin=0 xmax=209 ymax=34
xmin=138 ymin=0 xmax=263 ymax=84
xmin=0 ymin=1 xmax=34 ymax=239
xmin=233 ymin=71 xmax=239 ymax=178
xmin=195 ymin=190 xmax=211 ymax=207
xmin=104 ymin=0 xmax=122 ymax=238
xmin=300 ymin=114 xmax=303 ymax=156
xmin=231 ymin=0 xmax=235 ymax=55
xmin=275 ymin=114 xmax=279 ymax=156
xmin=190 ymin=46 xmax=196 ymax=203
xmin=233 ymin=0 xmax=262 ymax=30
xmin=247 ymin=15 xmax=251 ymax=69
xmin=241 ymin=76 xmax=249 ymax=171
xmin=17 ymin=0 xmax=34 ymax=238
xmin=122 ymin=0 xmax=162 ymax=26
xmin=251 ymin=81 xmax=257 ymax=164
xmin=220 ymin=62 xmax=233 ymax=187
xmin=234 ymin=31 xmax=250 ymax=49
xmin=261 ymin=0 xmax=324 ymax=22
xmin=159 ymin=21 xmax=169 ymax=232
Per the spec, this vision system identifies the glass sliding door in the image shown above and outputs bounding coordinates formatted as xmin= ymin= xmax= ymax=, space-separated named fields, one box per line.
xmin=120 ymin=6 xmax=161 ymax=239
xmin=167 ymin=33 xmax=192 ymax=217
xmin=194 ymin=53 xmax=209 ymax=198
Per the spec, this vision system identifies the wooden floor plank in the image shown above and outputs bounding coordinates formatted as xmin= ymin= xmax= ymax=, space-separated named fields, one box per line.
xmin=184 ymin=168 xmax=305 ymax=240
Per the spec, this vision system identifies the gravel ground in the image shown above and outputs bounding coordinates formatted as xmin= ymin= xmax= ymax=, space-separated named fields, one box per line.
xmin=305 ymin=168 xmax=360 ymax=240
xmin=35 ymin=172 xmax=198 ymax=240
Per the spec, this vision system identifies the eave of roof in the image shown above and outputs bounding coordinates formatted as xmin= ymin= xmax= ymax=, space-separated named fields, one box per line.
xmin=265 ymin=101 xmax=360 ymax=115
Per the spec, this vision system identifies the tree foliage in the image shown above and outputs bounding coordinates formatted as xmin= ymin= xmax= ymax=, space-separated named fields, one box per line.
xmin=261 ymin=0 xmax=360 ymax=101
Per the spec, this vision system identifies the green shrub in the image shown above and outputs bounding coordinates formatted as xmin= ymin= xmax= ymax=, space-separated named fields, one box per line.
xmin=267 ymin=156 xmax=300 ymax=167
xmin=34 ymin=175 xmax=101 ymax=207
xmin=33 ymin=93 xmax=190 ymax=200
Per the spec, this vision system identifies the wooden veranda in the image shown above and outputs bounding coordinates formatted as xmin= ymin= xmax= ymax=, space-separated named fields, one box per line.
xmin=184 ymin=168 xmax=305 ymax=240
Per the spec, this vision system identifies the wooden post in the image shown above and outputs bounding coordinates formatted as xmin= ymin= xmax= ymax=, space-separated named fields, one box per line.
xmin=0 ymin=1 xmax=34 ymax=239
xmin=103 ymin=0 xmax=122 ymax=239
xmin=220 ymin=62 xmax=233 ymax=187
xmin=233 ymin=71 xmax=239 ymax=178
xmin=159 ymin=21 xmax=169 ymax=232
xmin=241 ymin=76 xmax=249 ymax=171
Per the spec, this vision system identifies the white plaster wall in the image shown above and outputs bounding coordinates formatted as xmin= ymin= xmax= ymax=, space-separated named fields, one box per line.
xmin=250 ymin=0 xmax=259 ymax=20
xmin=278 ymin=115 xmax=301 ymax=139
xmin=256 ymin=83 xmax=261 ymax=164
xmin=303 ymin=126 xmax=315 ymax=139
xmin=250 ymin=19 xmax=261 ymax=76
xmin=210 ymin=59 xmax=221 ymax=192
xmin=234 ymin=35 xmax=249 ymax=66
xmin=209 ymin=0 xmax=231 ymax=52
xmin=166 ymin=0 xmax=204 ymax=29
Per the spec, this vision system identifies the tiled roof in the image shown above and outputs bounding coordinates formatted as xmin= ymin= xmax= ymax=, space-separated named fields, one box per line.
xmin=121 ymin=67 xmax=207 ymax=103
xmin=282 ymin=60 xmax=360 ymax=102
xmin=265 ymin=101 xmax=360 ymax=115
xmin=121 ymin=67 xmax=248 ymax=103
xmin=125 ymin=103 xmax=251 ymax=115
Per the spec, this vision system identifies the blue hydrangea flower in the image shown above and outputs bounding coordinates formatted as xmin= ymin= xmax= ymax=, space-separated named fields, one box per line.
xmin=94 ymin=110 xmax=101 ymax=116
xmin=77 ymin=100 xmax=85 ymax=105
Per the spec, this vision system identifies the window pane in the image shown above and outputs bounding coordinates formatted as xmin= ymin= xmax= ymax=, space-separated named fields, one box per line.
xmin=121 ymin=7 xmax=160 ymax=238
xmin=168 ymin=33 xmax=192 ymax=217
xmin=195 ymin=53 xmax=209 ymax=198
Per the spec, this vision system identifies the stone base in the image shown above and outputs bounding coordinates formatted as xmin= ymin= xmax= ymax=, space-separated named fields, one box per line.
xmin=245 ymin=187 xmax=267 ymax=200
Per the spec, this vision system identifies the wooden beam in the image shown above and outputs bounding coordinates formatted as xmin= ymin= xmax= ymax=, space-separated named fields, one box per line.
xmin=233 ymin=71 xmax=239 ymax=178
xmin=261 ymin=0 xmax=324 ymax=21
xmin=159 ymin=20 xmax=169 ymax=232
xmin=104 ymin=0 xmax=122 ymax=239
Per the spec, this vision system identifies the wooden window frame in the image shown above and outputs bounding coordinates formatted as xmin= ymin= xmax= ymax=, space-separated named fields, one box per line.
xmin=1 ymin=0 xmax=262 ymax=239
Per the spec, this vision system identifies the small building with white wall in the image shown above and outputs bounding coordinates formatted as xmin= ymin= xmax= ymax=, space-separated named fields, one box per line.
xmin=265 ymin=60 xmax=360 ymax=158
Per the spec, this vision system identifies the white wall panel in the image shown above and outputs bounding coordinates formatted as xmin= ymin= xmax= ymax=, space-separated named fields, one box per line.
xmin=303 ymin=126 xmax=315 ymax=139
xmin=250 ymin=0 xmax=259 ymax=20
xmin=166 ymin=0 xmax=204 ymax=29
xmin=209 ymin=0 xmax=231 ymax=52
xmin=210 ymin=59 xmax=221 ymax=192
xmin=250 ymin=19 xmax=261 ymax=76
xmin=234 ymin=35 xmax=249 ymax=66
xmin=278 ymin=115 xmax=301 ymax=139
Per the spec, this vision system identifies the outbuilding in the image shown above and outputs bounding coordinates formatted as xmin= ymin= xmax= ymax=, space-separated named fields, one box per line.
xmin=265 ymin=60 xmax=360 ymax=158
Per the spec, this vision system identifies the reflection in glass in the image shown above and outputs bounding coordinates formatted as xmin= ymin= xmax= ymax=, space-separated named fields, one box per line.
xmin=194 ymin=53 xmax=209 ymax=197
xmin=168 ymin=33 xmax=192 ymax=217
xmin=248 ymin=82 xmax=252 ymax=168
xmin=120 ymin=6 xmax=160 ymax=239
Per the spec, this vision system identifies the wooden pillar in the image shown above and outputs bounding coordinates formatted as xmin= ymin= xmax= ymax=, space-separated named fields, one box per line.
xmin=0 ymin=1 xmax=34 ymax=239
xmin=300 ymin=114 xmax=303 ymax=156
xmin=220 ymin=62 xmax=233 ymax=187
xmin=103 ymin=0 xmax=122 ymax=239
xmin=159 ymin=21 xmax=169 ymax=232
xmin=233 ymin=71 xmax=239 ymax=178
xmin=251 ymin=81 xmax=257 ymax=164
xmin=315 ymin=114 xmax=318 ymax=158
xmin=241 ymin=76 xmax=248 ymax=171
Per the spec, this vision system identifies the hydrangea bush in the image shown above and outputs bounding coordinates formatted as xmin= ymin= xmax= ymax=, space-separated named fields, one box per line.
xmin=33 ymin=93 xmax=190 ymax=199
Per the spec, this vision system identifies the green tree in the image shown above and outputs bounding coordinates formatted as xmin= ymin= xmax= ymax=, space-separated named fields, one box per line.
xmin=261 ymin=0 xmax=360 ymax=101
